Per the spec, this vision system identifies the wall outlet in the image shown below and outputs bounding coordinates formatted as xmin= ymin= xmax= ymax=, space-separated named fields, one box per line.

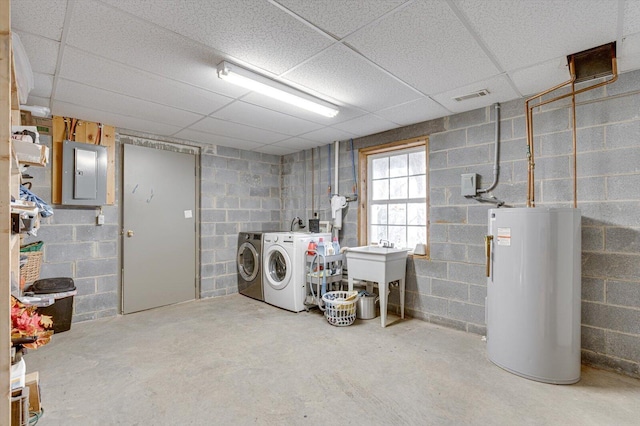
xmin=461 ymin=173 xmax=478 ymax=197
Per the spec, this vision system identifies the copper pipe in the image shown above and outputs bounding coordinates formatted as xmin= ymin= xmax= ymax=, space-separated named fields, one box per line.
xmin=524 ymin=58 xmax=618 ymax=208
xmin=525 ymin=71 xmax=577 ymax=207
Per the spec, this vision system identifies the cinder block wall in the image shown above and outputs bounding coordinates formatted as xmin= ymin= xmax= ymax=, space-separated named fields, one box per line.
xmin=26 ymin=134 xmax=281 ymax=320
xmin=283 ymin=69 xmax=640 ymax=378
xmin=199 ymin=145 xmax=281 ymax=297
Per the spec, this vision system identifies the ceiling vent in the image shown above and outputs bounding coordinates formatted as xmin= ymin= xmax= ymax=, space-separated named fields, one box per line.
xmin=453 ymin=89 xmax=490 ymax=102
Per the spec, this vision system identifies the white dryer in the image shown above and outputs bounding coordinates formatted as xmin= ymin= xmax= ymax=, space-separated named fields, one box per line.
xmin=263 ymin=232 xmax=330 ymax=312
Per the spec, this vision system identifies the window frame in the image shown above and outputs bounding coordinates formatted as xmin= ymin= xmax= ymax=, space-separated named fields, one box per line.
xmin=357 ymin=137 xmax=429 ymax=257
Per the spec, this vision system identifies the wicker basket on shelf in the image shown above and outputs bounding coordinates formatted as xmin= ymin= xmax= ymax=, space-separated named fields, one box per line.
xmin=20 ymin=241 xmax=44 ymax=284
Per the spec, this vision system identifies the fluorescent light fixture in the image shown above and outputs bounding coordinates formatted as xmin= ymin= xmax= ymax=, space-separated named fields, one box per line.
xmin=217 ymin=61 xmax=339 ymax=118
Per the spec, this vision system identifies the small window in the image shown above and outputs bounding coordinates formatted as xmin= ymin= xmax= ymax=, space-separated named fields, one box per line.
xmin=358 ymin=138 xmax=428 ymax=253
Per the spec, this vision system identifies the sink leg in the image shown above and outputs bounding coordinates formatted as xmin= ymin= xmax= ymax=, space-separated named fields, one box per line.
xmin=379 ymin=282 xmax=388 ymax=327
xmin=348 ymin=277 xmax=354 ymax=292
xmin=400 ymin=278 xmax=405 ymax=319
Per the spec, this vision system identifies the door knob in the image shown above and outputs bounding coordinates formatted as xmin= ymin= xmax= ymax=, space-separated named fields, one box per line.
xmin=127 ymin=230 xmax=134 ymax=237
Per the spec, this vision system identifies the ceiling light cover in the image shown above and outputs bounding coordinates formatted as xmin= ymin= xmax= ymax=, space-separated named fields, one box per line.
xmin=217 ymin=61 xmax=339 ymax=118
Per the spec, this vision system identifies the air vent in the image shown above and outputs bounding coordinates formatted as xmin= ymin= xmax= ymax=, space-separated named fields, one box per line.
xmin=453 ymin=89 xmax=490 ymax=102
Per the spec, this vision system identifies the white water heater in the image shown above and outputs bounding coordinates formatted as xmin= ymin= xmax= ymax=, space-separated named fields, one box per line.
xmin=486 ymin=207 xmax=581 ymax=384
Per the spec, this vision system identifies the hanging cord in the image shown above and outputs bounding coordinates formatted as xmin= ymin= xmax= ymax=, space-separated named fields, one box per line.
xmin=64 ymin=117 xmax=70 ymax=140
xmin=327 ymin=143 xmax=332 ymax=198
xmin=96 ymin=123 xmax=103 ymax=145
xmin=70 ymin=119 xmax=79 ymax=141
xmin=350 ymin=138 xmax=357 ymax=196
xmin=311 ymin=147 xmax=315 ymax=214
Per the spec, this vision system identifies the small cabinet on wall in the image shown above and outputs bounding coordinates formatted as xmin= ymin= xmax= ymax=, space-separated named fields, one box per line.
xmin=51 ymin=116 xmax=115 ymax=205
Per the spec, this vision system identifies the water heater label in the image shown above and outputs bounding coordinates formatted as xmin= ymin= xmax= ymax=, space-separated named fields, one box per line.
xmin=497 ymin=228 xmax=511 ymax=246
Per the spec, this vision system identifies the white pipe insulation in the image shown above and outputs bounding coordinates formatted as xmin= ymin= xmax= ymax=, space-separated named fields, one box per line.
xmin=331 ymin=140 xmax=347 ymax=231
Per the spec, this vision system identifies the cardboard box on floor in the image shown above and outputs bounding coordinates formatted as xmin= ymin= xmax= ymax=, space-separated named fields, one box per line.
xmin=25 ymin=372 xmax=41 ymax=413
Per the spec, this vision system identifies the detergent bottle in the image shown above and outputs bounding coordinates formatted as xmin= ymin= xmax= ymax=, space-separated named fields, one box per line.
xmin=306 ymin=240 xmax=317 ymax=255
xmin=332 ymin=237 xmax=340 ymax=254
xmin=316 ymin=238 xmax=326 ymax=257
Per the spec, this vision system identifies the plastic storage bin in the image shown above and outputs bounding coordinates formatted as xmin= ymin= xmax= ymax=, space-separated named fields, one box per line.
xmin=28 ymin=277 xmax=76 ymax=333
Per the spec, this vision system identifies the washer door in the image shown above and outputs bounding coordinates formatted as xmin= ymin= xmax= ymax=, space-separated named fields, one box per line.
xmin=264 ymin=245 xmax=292 ymax=290
xmin=237 ymin=242 xmax=259 ymax=282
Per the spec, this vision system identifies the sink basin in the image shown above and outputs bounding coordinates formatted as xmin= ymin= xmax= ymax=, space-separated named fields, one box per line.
xmin=346 ymin=246 xmax=408 ymax=278
xmin=347 ymin=246 xmax=408 ymax=256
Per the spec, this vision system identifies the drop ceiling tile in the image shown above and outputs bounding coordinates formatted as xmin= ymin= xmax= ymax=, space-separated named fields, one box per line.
xmin=189 ymin=117 xmax=288 ymax=144
xmin=375 ymin=98 xmax=451 ymax=126
xmin=255 ymin=144 xmax=297 ymax=155
xmin=432 ymin=75 xmax=520 ymax=113
xmin=332 ymin=114 xmax=399 ymax=137
xmin=52 ymin=101 xmax=183 ymax=136
xmin=174 ymin=129 xmax=264 ymax=150
xmin=274 ymin=0 xmax=406 ymax=38
xmin=298 ymin=127 xmax=359 ymax=144
xmin=212 ymin=101 xmax=323 ymax=136
xmin=624 ymin=1 xmax=640 ymax=34
xmin=284 ymin=44 xmax=420 ymax=111
xmin=240 ymin=92 xmax=366 ymax=125
xmin=30 ymin=73 xmax=53 ymax=99
xmin=59 ymin=48 xmax=233 ymax=115
xmin=271 ymin=137 xmax=322 ymax=150
xmin=101 ymin=0 xmax=332 ymax=74
xmin=11 ymin=0 xmax=67 ymax=40
xmin=65 ymin=0 xmax=242 ymax=97
xmin=455 ymin=0 xmax=618 ymax=72
xmin=345 ymin=1 xmax=499 ymax=95
xmin=509 ymin=57 xmax=571 ymax=97
xmin=619 ymin=32 xmax=640 ymax=73
xmin=14 ymin=32 xmax=59 ymax=75
xmin=55 ymin=79 xmax=203 ymax=128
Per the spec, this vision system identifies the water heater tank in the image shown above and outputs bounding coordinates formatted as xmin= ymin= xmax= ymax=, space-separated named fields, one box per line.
xmin=486 ymin=207 xmax=581 ymax=384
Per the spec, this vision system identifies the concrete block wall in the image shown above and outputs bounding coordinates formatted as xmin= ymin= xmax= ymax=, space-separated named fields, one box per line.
xmin=200 ymin=145 xmax=281 ymax=298
xmin=284 ymin=69 xmax=640 ymax=378
xmin=23 ymin=134 xmax=120 ymax=322
xmin=28 ymin=133 xmax=281 ymax=321
xmin=282 ymin=142 xmax=359 ymax=246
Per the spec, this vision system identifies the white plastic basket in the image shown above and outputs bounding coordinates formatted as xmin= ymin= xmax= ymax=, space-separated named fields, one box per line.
xmin=321 ymin=291 xmax=359 ymax=327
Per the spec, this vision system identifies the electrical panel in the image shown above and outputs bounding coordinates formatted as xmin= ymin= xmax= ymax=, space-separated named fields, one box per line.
xmin=62 ymin=140 xmax=107 ymax=205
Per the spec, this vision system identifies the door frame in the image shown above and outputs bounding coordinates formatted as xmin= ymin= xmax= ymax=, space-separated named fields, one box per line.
xmin=119 ymin=139 xmax=201 ymax=313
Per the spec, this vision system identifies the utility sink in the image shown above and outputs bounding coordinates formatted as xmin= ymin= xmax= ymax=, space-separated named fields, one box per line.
xmin=345 ymin=246 xmax=409 ymax=327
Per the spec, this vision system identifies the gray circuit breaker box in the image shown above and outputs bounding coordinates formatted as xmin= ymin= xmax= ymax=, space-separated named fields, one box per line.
xmin=62 ymin=140 xmax=107 ymax=205
xmin=461 ymin=173 xmax=478 ymax=197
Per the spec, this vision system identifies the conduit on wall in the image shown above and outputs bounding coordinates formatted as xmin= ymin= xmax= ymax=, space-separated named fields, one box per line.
xmin=525 ymin=42 xmax=618 ymax=208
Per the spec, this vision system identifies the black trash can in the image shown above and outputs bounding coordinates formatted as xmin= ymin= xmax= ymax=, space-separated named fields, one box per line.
xmin=28 ymin=278 xmax=76 ymax=334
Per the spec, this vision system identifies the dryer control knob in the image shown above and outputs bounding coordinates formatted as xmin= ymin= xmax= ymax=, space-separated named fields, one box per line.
xmin=273 ymin=235 xmax=279 ymax=242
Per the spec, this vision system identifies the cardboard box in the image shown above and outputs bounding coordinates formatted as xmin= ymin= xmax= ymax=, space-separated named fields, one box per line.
xmin=25 ymin=371 xmax=41 ymax=413
xmin=12 ymin=139 xmax=49 ymax=166
xmin=33 ymin=117 xmax=53 ymax=136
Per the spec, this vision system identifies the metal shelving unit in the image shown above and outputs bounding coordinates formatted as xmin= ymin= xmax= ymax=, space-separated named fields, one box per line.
xmin=304 ymin=253 xmax=344 ymax=310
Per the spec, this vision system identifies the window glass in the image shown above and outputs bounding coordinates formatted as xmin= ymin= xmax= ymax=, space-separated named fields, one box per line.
xmin=365 ymin=143 xmax=427 ymax=251
xmin=372 ymin=157 xmax=389 ymax=179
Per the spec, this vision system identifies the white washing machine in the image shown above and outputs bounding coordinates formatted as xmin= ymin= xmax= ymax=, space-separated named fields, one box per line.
xmin=263 ymin=232 xmax=331 ymax=312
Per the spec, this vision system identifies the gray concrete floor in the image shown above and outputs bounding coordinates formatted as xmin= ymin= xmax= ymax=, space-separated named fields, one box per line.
xmin=25 ymin=294 xmax=640 ymax=425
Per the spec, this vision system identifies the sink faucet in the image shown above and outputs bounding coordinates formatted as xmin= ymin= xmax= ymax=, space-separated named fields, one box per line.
xmin=379 ymin=239 xmax=394 ymax=248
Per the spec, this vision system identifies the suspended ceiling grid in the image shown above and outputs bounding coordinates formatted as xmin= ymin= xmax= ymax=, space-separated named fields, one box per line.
xmin=11 ymin=0 xmax=640 ymax=155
